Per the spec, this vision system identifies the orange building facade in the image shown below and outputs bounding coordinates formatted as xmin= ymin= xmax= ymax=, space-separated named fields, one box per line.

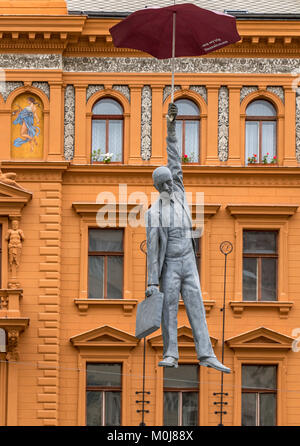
xmin=0 ymin=0 xmax=300 ymax=426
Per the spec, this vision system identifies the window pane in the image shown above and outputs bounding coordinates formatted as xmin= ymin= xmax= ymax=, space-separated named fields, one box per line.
xmin=86 ymin=391 xmax=103 ymax=426
xmin=89 ymin=229 xmax=123 ymax=252
xmin=182 ymin=392 xmax=198 ymax=426
xmin=88 ymin=256 xmax=104 ymax=299
xmin=243 ymin=231 xmax=277 ymax=254
xmin=261 ymin=258 xmax=277 ymax=301
xmin=185 ymin=121 xmax=199 ymax=162
xmin=262 ymin=122 xmax=276 ymax=160
xmin=242 ymin=393 xmax=256 ymax=426
xmin=93 ymin=98 xmax=123 ymax=115
xmin=87 ymin=363 xmax=121 ymax=387
xmin=164 ymin=365 xmax=198 ymax=389
xmin=260 ymin=393 xmax=276 ymax=426
xmin=243 ymin=257 xmax=257 ymax=301
xmin=164 ymin=392 xmax=179 ymax=426
xmin=92 ymin=120 xmax=106 ymax=155
xmin=175 ymin=99 xmax=199 ymax=116
xmin=242 ymin=365 xmax=277 ymax=390
xmin=105 ymin=392 xmax=121 ymax=426
xmin=245 ymin=121 xmax=259 ymax=163
xmin=107 ymin=256 xmax=123 ymax=299
xmin=109 ymin=120 xmax=123 ymax=162
xmin=246 ymin=100 xmax=276 ymax=117
xmin=176 ymin=120 xmax=183 ymax=156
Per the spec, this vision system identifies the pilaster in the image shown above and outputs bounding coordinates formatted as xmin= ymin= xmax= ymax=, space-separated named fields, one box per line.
xmin=73 ymin=85 xmax=88 ymax=165
xmin=205 ymin=86 xmax=220 ymax=165
xmin=228 ymin=85 xmax=242 ymax=165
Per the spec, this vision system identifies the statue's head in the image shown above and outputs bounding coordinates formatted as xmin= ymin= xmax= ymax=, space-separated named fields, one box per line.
xmin=152 ymin=166 xmax=173 ymax=196
xmin=11 ymin=220 xmax=18 ymax=230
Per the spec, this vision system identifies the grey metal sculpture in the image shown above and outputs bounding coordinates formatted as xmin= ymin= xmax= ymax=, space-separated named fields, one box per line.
xmin=144 ymin=102 xmax=230 ymax=373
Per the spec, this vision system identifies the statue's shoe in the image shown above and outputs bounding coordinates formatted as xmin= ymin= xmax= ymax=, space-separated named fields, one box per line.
xmin=158 ymin=357 xmax=178 ymax=368
xmin=199 ymin=357 xmax=231 ymax=374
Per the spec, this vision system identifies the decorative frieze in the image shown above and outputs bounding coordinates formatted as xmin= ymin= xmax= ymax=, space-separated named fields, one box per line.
xmin=0 ymin=54 xmax=62 ymax=70
xmin=189 ymin=85 xmax=207 ymax=103
xmin=64 ymin=85 xmax=75 ymax=160
xmin=32 ymin=82 xmax=50 ymax=100
xmin=296 ymin=96 xmax=300 ymax=162
xmin=141 ymin=85 xmax=152 ymax=160
xmin=63 ymin=57 xmax=300 ymax=74
xmin=218 ymin=86 xmax=229 ymax=162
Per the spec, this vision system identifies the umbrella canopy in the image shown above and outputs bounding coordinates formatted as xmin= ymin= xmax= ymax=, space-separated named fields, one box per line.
xmin=109 ymin=3 xmax=240 ymax=60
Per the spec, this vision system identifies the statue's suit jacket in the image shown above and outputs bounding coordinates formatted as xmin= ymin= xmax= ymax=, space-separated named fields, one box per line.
xmin=145 ymin=120 xmax=196 ymax=286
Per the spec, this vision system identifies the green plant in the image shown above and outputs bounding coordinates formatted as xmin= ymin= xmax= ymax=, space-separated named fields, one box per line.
xmin=91 ymin=148 xmax=102 ymax=162
xmin=247 ymin=154 xmax=257 ymax=164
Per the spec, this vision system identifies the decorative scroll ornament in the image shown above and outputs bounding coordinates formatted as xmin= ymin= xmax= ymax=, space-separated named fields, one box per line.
xmin=189 ymin=85 xmax=207 ymax=103
xmin=141 ymin=86 xmax=152 ymax=160
xmin=240 ymin=86 xmax=258 ymax=103
xmin=64 ymin=85 xmax=75 ymax=160
xmin=86 ymin=84 xmax=104 ymax=102
xmin=6 ymin=329 xmax=19 ymax=361
xmin=266 ymin=86 xmax=285 ymax=103
xmin=112 ymin=85 xmax=130 ymax=103
xmin=0 ymin=82 xmax=24 ymax=102
xmin=163 ymin=85 xmax=181 ymax=102
xmin=218 ymin=86 xmax=229 ymax=161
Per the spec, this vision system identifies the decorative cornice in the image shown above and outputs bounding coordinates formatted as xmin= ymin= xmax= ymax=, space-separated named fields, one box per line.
xmin=229 ymin=301 xmax=294 ymax=318
xmin=74 ymin=298 xmax=138 ymax=316
xmin=225 ymin=326 xmax=295 ymax=350
xmin=70 ymin=324 xmax=139 ymax=349
xmin=226 ymin=203 xmax=298 ymax=217
xmin=148 ymin=325 xmax=218 ymax=350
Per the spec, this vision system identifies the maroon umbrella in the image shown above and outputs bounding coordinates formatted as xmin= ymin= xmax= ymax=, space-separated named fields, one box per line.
xmin=110 ymin=3 xmax=240 ymax=101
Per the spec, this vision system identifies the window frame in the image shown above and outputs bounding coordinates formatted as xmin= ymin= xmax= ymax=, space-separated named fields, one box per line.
xmin=86 ymin=362 xmax=122 ymax=426
xmin=91 ymin=97 xmax=124 ymax=164
xmin=242 ymin=230 xmax=278 ymax=302
xmin=163 ymin=365 xmax=200 ymax=426
xmin=245 ymin=100 xmax=277 ymax=164
xmin=88 ymin=228 xmax=124 ymax=300
xmin=175 ymin=99 xmax=201 ymax=164
xmin=241 ymin=364 xmax=277 ymax=426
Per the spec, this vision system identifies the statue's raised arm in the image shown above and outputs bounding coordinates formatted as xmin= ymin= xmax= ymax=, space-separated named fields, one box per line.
xmin=166 ymin=103 xmax=184 ymax=194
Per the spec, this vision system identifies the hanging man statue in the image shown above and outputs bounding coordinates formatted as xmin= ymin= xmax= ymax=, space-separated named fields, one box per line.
xmin=145 ymin=102 xmax=230 ymax=373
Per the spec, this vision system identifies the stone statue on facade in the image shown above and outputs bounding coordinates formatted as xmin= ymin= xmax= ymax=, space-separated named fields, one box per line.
xmin=6 ymin=219 xmax=25 ymax=271
xmin=145 ymin=102 xmax=230 ymax=373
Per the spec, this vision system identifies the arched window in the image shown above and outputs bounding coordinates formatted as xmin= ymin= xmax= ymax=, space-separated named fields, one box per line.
xmin=91 ymin=98 xmax=123 ymax=163
xmin=174 ymin=99 xmax=200 ymax=163
xmin=245 ymin=100 xmax=277 ymax=165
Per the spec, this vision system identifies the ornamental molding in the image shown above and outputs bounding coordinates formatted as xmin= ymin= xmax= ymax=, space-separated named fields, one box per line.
xmin=163 ymin=85 xmax=181 ymax=102
xmin=189 ymin=85 xmax=207 ymax=103
xmin=0 ymin=54 xmax=62 ymax=70
xmin=240 ymin=86 xmax=258 ymax=103
xmin=141 ymin=85 xmax=152 ymax=161
xmin=218 ymin=86 xmax=229 ymax=161
xmin=148 ymin=325 xmax=218 ymax=350
xmin=64 ymin=85 xmax=75 ymax=160
xmin=86 ymin=84 xmax=130 ymax=103
xmin=296 ymin=96 xmax=300 ymax=162
xmin=32 ymin=81 xmax=50 ymax=100
xmin=226 ymin=203 xmax=298 ymax=218
xmin=70 ymin=324 xmax=139 ymax=349
xmin=225 ymin=326 xmax=295 ymax=351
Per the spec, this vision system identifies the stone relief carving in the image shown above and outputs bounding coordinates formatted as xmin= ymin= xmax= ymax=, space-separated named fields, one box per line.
xmin=141 ymin=85 xmax=152 ymax=161
xmin=266 ymin=86 xmax=285 ymax=103
xmin=64 ymin=85 xmax=75 ymax=160
xmin=189 ymin=85 xmax=207 ymax=103
xmin=296 ymin=96 xmax=300 ymax=162
xmin=218 ymin=86 xmax=229 ymax=161
xmin=240 ymin=86 xmax=258 ymax=103
xmin=86 ymin=84 xmax=104 ymax=102
xmin=163 ymin=85 xmax=181 ymax=102
xmin=0 ymin=82 xmax=24 ymax=102
xmin=32 ymin=81 xmax=50 ymax=99
xmin=0 ymin=164 xmax=25 ymax=190
xmin=112 ymin=85 xmax=130 ymax=103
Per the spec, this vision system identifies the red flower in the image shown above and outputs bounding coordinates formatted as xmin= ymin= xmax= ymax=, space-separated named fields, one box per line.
xmin=254 ymin=154 xmax=257 ymax=157
xmin=184 ymin=154 xmax=188 ymax=158
xmin=267 ymin=152 xmax=269 ymax=155
xmin=273 ymin=156 xmax=277 ymax=159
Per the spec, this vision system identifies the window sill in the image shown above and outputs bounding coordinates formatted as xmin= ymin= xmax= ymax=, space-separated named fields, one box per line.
xmin=74 ymin=298 xmax=138 ymax=316
xmin=179 ymin=299 xmax=215 ymax=316
xmin=246 ymin=163 xmax=279 ymax=167
xmin=229 ymin=300 xmax=293 ymax=318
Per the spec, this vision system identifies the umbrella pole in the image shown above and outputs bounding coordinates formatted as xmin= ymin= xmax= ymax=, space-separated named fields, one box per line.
xmin=171 ymin=12 xmax=176 ymax=103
